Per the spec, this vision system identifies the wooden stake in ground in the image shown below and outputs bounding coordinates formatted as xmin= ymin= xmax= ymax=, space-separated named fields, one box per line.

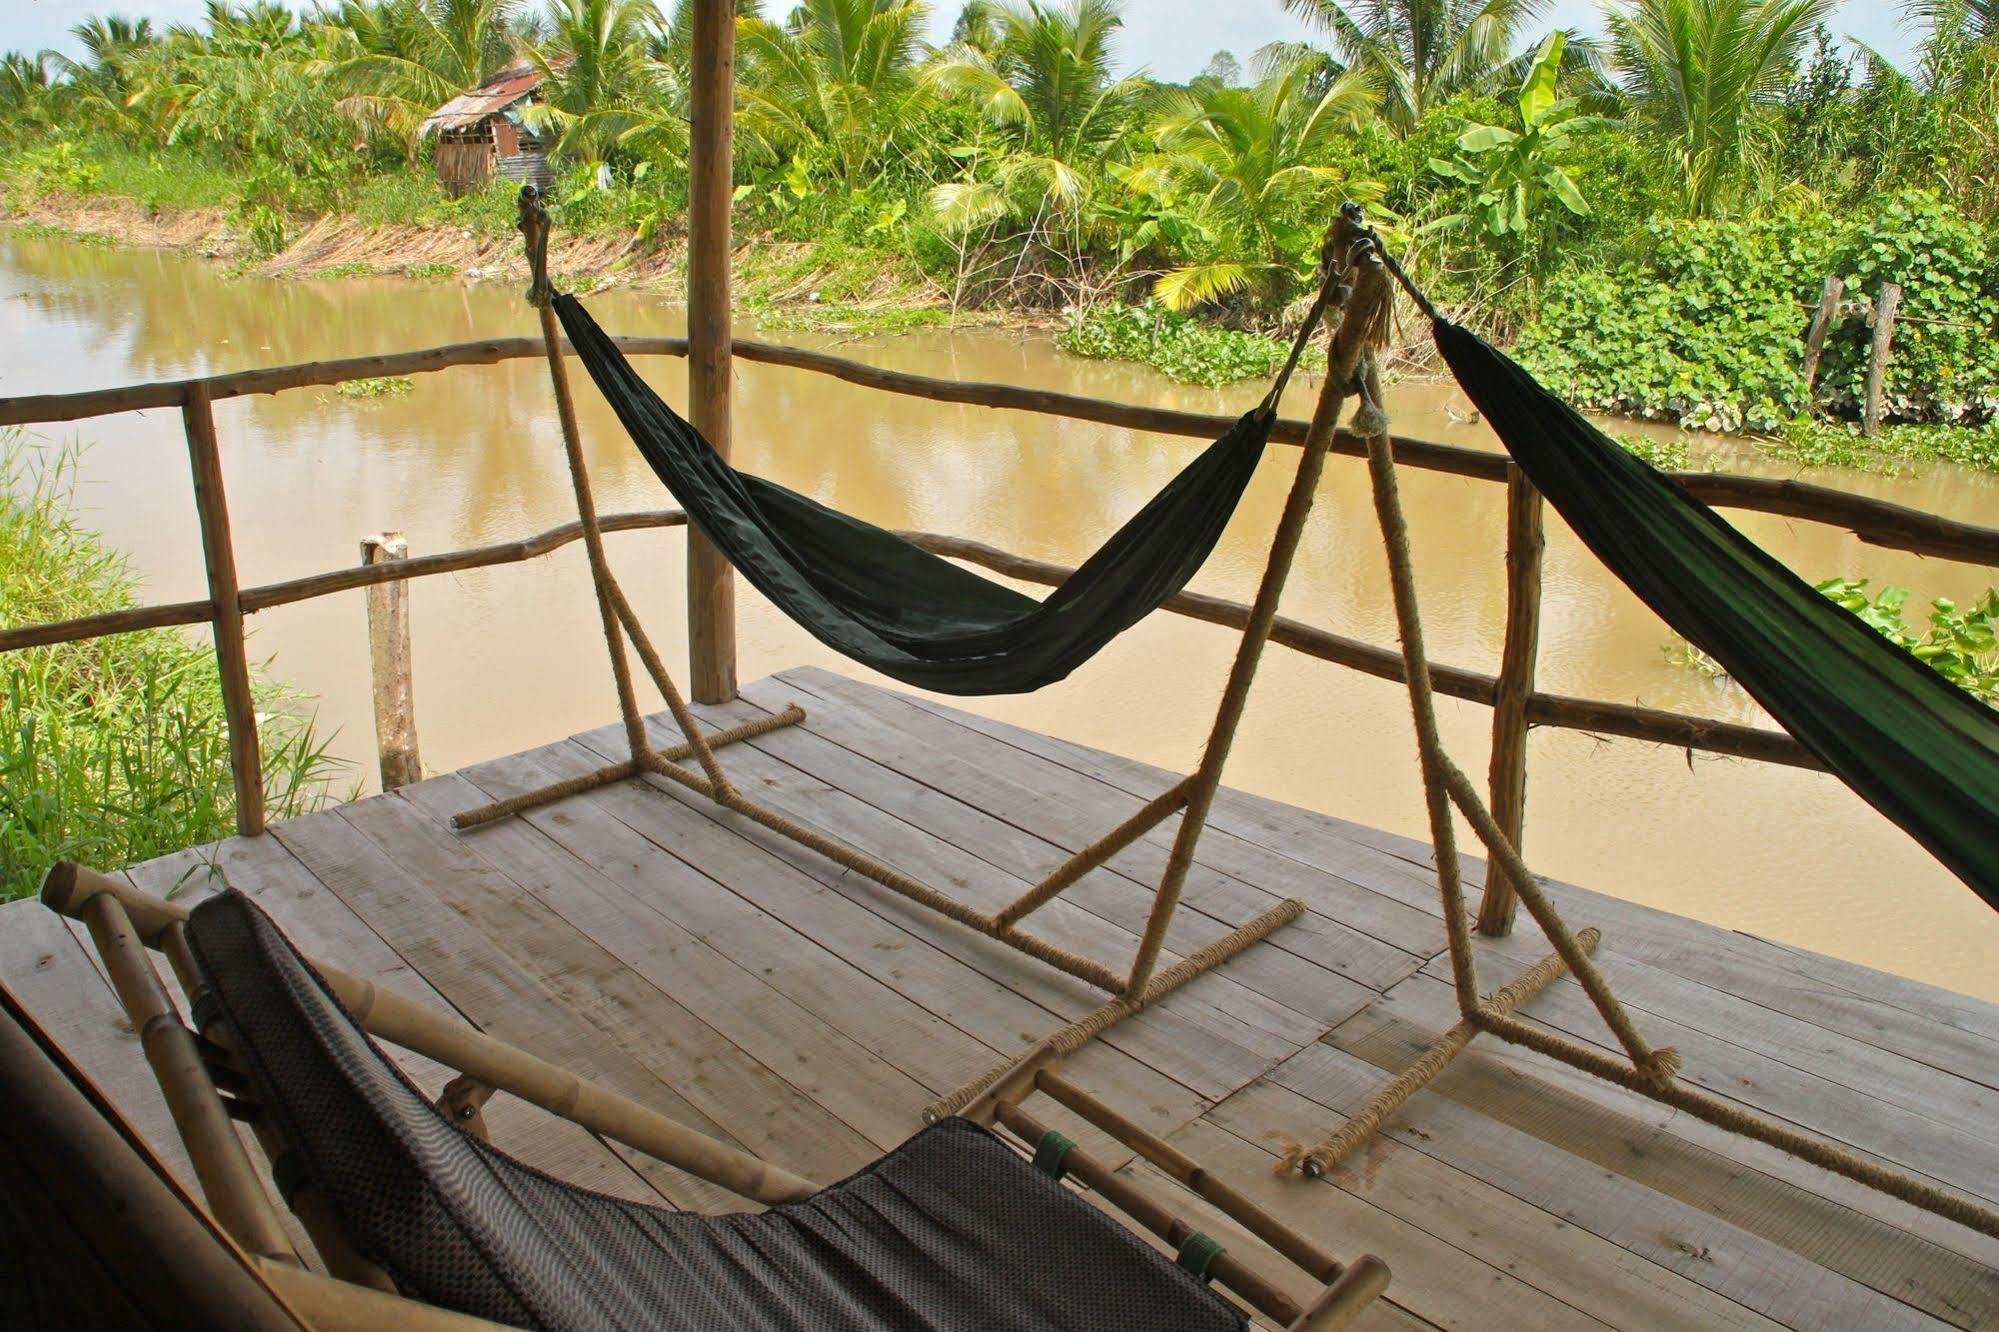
xmin=360 ymin=532 xmax=421 ymax=791
xmin=1863 ymin=281 xmax=1902 ymax=437
xmin=1800 ymin=274 xmax=1844 ymax=393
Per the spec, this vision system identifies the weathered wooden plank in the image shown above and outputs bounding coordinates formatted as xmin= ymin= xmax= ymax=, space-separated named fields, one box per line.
xmin=411 ymin=756 xmax=958 ymax=1136
xmin=268 ymin=802 xmax=789 ymax=1207
xmin=0 ymin=898 xmax=195 ymax=1188
xmin=1342 ymin=974 xmax=1999 ymax=1302
xmin=1212 ymin=1073 xmax=1793 ymax=1330
xmin=755 ymin=672 xmax=1416 ymax=1002
xmin=914 ymin=668 xmax=1999 ymax=1060
xmin=571 ymin=710 xmax=1285 ymax=1104
xmin=807 ymin=669 xmax=1445 ymax=959
xmin=557 ymin=715 xmax=1214 ymax=1149
xmin=122 ymin=836 xmax=675 ymax=1208
xmin=1428 ymin=929 xmax=1999 ymax=1154
xmin=1258 ymin=1041 xmax=1947 ymax=1329
xmin=715 ymin=684 xmax=1344 ymax=1042
xmin=1165 ymin=1117 xmax=1611 ymax=1331
xmin=331 ymin=788 xmax=884 ymax=1184
xmin=1400 ymin=951 xmax=1999 ymax=1206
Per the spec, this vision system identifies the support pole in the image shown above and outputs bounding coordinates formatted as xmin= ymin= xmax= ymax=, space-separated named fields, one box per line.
xmin=1476 ymin=467 xmax=1542 ymax=936
xmin=1863 ymin=281 xmax=1902 ymax=438
xmin=1124 ymin=215 xmax=1384 ymax=997
xmin=360 ymin=532 xmax=421 ymax=791
xmin=183 ymin=383 xmax=264 ymax=835
xmin=687 ymin=0 xmax=738 ymax=703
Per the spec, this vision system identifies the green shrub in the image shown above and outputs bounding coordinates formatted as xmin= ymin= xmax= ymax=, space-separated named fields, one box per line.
xmin=0 ymin=434 xmax=346 ymax=899
xmin=1058 ymin=303 xmax=1325 ymax=387
xmin=1518 ymin=190 xmax=1999 ymax=433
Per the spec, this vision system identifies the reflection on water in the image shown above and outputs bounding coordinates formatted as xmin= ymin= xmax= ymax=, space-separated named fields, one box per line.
xmin=6 ymin=233 xmax=1998 ymax=999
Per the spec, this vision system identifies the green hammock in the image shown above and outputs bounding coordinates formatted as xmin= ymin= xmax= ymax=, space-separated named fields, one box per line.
xmin=555 ymin=293 xmax=1281 ymax=696
xmin=1434 ymin=318 xmax=1999 ymax=912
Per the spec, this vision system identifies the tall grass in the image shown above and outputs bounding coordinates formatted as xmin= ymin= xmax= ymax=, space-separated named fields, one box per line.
xmin=0 ymin=432 xmax=347 ymax=899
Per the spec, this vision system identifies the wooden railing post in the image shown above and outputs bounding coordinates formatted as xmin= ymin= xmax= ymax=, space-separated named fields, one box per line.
xmin=360 ymin=533 xmax=421 ymax=791
xmin=686 ymin=0 xmax=738 ymax=703
xmin=181 ymin=383 xmax=264 ymax=836
xmin=1863 ymin=281 xmax=1902 ymax=438
xmin=1477 ymin=465 xmax=1544 ymax=936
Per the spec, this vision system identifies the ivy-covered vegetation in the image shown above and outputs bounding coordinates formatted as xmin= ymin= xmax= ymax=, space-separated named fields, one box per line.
xmin=2 ymin=0 xmax=1998 ymax=455
xmin=0 ymin=435 xmax=347 ymax=900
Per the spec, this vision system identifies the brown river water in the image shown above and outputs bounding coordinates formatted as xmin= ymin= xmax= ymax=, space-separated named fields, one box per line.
xmin=6 ymin=232 xmax=1998 ymax=999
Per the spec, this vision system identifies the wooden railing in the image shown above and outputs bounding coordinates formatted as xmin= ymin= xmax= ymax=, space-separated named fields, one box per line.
xmin=4 ymin=337 xmax=1994 ymax=927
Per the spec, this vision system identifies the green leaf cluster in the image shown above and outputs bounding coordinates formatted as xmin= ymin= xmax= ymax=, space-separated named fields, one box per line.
xmin=1517 ymin=190 xmax=1999 ymax=433
xmin=1056 ymin=302 xmax=1324 ymax=386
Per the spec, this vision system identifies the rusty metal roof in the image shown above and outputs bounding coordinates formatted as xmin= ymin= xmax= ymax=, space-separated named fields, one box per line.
xmin=419 ymin=60 xmax=557 ymax=137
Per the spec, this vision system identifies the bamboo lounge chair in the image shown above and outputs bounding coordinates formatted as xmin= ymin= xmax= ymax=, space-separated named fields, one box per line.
xmin=31 ymin=862 xmax=1390 ymax=1330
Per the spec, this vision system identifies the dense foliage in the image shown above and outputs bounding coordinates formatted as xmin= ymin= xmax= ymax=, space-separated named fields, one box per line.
xmin=1517 ymin=191 xmax=1999 ymax=431
xmin=3 ymin=0 xmax=1999 ymax=437
xmin=0 ymin=435 xmax=346 ymax=900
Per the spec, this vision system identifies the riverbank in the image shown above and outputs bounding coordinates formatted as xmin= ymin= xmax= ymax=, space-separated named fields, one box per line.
xmin=10 ymin=175 xmax=1999 ymax=480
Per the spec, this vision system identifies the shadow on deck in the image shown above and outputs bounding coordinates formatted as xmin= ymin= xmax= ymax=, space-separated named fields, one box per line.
xmin=7 ymin=665 xmax=1998 ymax=1329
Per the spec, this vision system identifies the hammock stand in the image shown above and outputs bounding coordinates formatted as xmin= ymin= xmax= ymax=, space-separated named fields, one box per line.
xmin=1278 ymin=244 xmax=1999 ymax=1244
xmin=450 ymin=191 xmax=1388 ymax=1119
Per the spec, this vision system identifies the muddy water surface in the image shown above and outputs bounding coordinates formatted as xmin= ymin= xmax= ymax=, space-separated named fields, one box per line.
xmin=6 ymin=233 xmax=1998 ymax=999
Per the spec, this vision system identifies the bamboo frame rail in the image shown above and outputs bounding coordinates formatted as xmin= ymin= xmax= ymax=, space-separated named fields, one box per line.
xmin=3 ymin=336 xmax=1995 ymax=566
xmin=955 ymin=1054 xmax=1390 ymax=1331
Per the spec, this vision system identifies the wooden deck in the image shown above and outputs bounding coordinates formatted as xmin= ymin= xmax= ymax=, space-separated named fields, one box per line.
xmin=8 ymin=664 xmax=1998 ymax=1329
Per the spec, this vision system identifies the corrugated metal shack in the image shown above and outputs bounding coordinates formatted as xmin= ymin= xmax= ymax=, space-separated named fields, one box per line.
xmin=419 ymin=60 xmax=559 ymax=197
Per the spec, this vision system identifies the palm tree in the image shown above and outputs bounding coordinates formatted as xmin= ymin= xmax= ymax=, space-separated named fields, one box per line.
xmin=1608 ymin=0 xmax=1839 ymax=215
xmin=50 ymin=15 xmax=162 ymax=136
xmin=1280 ymin=0 xmax=1561 ymax=133
xmin=735 ymin=0 xmax=928 ymax=190
xmin=323 ymin=0 xmax=521 ymax=151
xmin=1135 ymin=48 xmax=1379 ymax=308
xmin=924 ymin=0 xmax=1144 ymax=252
xmin=0 ymin=51 xmax=61 ymax=125
xmin=520 ymin=0 xmax=672 ymax=163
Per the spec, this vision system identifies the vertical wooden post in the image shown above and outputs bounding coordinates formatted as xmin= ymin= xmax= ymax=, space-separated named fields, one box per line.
xmin=686 ymin=0 xmax=738 ymax=703
xmin=182 ymin=383 xmax=264 ymax=836
xmin=1476 ymin=466 xmax=1544 ymax=937
xmin=1800 ymin=274 xmax=1843 ymax=394
xmin=360 ymin=533 xmax=421 ymax=791
xmin=1863 ymin=281 xmax=1901 ymax=438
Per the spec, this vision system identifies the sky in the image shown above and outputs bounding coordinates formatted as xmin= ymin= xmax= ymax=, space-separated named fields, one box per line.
xmin=0 ymin=0 xmax=1922 ymax=80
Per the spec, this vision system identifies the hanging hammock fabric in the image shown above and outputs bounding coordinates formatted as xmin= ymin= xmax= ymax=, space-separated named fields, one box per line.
xmin=554 ymin=294 xmax=1277 ymax=695
xmin=1434 ymin=318 xmax=1999 ymax=911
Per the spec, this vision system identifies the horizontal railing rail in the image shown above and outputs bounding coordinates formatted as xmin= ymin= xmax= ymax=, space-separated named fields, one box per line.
xmin=0 ymin=328 xmax=1967 ymax=892
xmin=0 ymin=501 xmax=1811 ymax=772
xmin=1 ymin=335 xmax=1994 ymax=566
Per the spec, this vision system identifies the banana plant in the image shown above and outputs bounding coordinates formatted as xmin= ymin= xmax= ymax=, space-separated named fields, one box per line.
xmin=1425 ymin=32 xmax=1607 ymax=247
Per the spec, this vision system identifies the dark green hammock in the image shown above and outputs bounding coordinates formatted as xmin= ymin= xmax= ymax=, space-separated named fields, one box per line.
xmin=1434 ymin=319 xmax=1999 ymax=912
xmin=555 ymin=293 xmax=1276 ymax=695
